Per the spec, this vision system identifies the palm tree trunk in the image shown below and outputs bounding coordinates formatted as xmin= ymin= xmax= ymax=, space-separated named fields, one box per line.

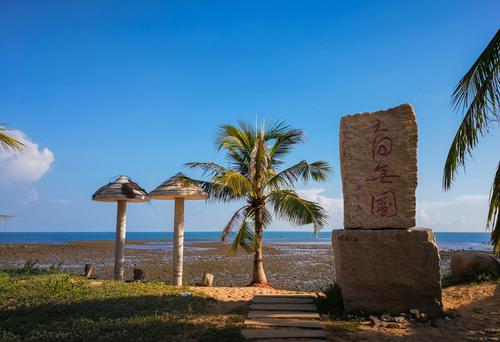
xmin=251 ymin=205 xmax=268 ymax=285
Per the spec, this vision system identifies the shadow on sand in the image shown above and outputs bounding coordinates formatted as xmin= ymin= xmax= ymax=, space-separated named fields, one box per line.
xmin=0 ymin=292 xmax=249 ymax=342
xmin=325 ymin=282 xmax=499 ymax=341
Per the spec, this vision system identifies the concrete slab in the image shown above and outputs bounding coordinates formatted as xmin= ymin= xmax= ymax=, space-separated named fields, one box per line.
xmin=244 ymin=318 xmax=322 ymax=329
xmin=252 ymin=296 xmax=314 ymax=304
xmin=242 ymin=328 xmax=326 ymax=339
xmin=250 ymin=303 xmax=317 ymax=312
xmin=247 ymin=311 xmax=320 ymax=319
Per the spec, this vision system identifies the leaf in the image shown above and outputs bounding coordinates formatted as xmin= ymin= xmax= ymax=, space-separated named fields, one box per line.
xmin=267 ymin=189 xmax=327 ymax=234
xmin=443 ymin=29 xmax=500 ymax=190
xmin=488 ymin=162 xmax=500 ymax=256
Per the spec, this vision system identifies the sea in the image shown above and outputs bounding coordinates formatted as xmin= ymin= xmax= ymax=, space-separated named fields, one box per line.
xmin=0 ymin=231 xmax=493 ymax=251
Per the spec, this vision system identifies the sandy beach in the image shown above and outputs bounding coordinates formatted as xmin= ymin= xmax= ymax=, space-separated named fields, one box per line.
xmin=0 ymin=239 xmax=482 ymax=291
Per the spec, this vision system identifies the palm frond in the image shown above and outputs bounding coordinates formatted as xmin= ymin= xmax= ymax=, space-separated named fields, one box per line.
xmin=444 ymin=29 xmax=500 ymax=190
xmin=185 ymin=162 xmax=229 ymax=177
xmin=221 ymin=205 xmax=250 ymax=241
xmin=231 ymin=219 xmax=256 ymax=253
xmin=191 ymin=179 xmax=241 ymax=203
xmin=266 ymin=160 xmax=331 ymax=190
xmin=267 ymin=189 xmax=327 ymax=234
xmin=213 ymin=171 xmax=252 ymax=197
xmin=0 ymin=126 xmax=25 ymax=152
xmin=267 ymin=122 xmax=305 ymax=163
xmin=488 ymin=162 xmax=500 ymax=256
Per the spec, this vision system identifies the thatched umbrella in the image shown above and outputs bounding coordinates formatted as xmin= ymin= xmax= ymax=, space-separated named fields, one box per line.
xmin=150 ymin=172 xmax=207 ymax=286
xmin=92 ymin=175 xmax=149 ymax=281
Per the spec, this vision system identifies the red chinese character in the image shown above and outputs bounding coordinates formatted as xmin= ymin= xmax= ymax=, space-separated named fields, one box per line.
xmin=371 ymin=119 xmax=393 ymax=159
xmin=371 ymin=191 xmax=397 ymax=218
xmin=365 ymin=162 xmax=401 ymax=183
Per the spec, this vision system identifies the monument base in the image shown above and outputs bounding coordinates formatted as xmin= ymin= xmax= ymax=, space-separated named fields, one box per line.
xmin=332 ymin=228 xmax=443 ymax=315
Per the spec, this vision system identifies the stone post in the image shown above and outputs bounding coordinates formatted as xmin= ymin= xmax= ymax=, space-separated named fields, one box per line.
xmin=114 ymin=200 xmax=127 ymax=281
xmin=334 ymin=104 xmax=443 ymax=315
xmin=173 ymin=197 xmax=185 ymax=286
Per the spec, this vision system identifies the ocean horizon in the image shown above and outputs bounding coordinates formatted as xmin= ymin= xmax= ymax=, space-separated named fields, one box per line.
xmin=0 ymin=231 xmax=493 ymax=251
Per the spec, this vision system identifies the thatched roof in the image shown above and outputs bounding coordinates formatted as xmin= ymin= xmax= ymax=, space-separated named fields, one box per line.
xmin=92 ymin=176 xmax=149 ymax=203
xmin=150 ymin=172 xmax=208 ymax=200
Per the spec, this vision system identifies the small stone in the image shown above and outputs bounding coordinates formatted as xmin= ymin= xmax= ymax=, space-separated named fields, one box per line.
xmin=84 ymin=264 xmax=93 ymax=277
xmin=394 ymin=316 xmax=406 ymax=323
xmin=419 ymin=313 xmax=428 ymax=320
xmin=380 ymin=314 xmax=392 ymax=322
xmin=202 ymin=272 xmax=214 ymax=287
xmin=369 ymin=315 xmax=381 ymax=327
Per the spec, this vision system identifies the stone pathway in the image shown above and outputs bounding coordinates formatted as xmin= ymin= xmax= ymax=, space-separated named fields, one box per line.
xmin=242 ymin=294 xmax=326 ymax=341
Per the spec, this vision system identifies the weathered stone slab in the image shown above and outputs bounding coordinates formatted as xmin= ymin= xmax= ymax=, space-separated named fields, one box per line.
xmin=332 ymin=228 xmax=443 ymax=315
xmin=242 ymin=328 xmax=326 ymax=339
xmin=340 ymin=104 xmax=417 ymax=229
xmin=250 ymin=303 xmax=317 ymax=312
xmin=244 ymin=318 xmax=322 ymax=329
xmin=248 ymin=311 xmax=320 ymax=319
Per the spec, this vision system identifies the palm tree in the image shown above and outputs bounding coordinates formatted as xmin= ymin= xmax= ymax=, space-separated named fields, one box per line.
xmin=0 ymin=124 xmax=24 ymax=152
xmin=443 ymin=29 xmax=500 ymax=255
xmin=188 ymin=121 xmax=331 ymax=285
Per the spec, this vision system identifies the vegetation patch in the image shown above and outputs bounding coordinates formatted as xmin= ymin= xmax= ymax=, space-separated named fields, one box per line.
xmin=0 ymin=268 xmax=244 ymax=341
xmin=442 ymin=271 xmax=499 ymax=288
xmin=315 ymin=283 xmax=368 ymax=322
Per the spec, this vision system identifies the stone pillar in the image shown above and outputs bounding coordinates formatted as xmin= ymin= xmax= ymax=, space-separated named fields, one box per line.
xmin=173 ymin=197 xmax=185 ymax=286
xmin=334 ymin=104 xmax=443 ymax=315
xmin=114 ymin=200 xmax=127 ymax=281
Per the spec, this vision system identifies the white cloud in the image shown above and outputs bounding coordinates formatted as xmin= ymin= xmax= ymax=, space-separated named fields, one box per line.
xmin=417 ymin=194 xmax=489 ymax=231
xmin=296 ymin=188 xmax=344 ymax=228
xmin=295 ymin=189 xmax=489 ymax=232
xmin=0 ymin=130 xmax=54 ymax=185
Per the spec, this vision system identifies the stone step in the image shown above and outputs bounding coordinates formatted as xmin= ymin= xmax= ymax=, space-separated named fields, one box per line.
xmin=244 ymin=318 xmax=322 ymax=329
xmin=257 ymin=339 xmax=327 ymax=342
xmin=250 ymin=303 xmax=317 ymax=312
xmin=254 ymin=294 xmax=315 ymax=298
xmin=247 ymin=311 xmax=320 ymax=319
xmin=253 ymin=296 xmax=314 ymax=304
xmin=242 ymin=328 xmax=326 ymax=340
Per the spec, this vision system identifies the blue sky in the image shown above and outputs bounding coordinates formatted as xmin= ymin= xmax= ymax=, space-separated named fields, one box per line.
xmin=1 ymin=0 xmax=499 ymax=232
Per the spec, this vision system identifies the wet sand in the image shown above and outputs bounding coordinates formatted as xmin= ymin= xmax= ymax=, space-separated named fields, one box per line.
xmin=0 ymin=239 xmax=335 ymax=291
xmin=0 ymin=239 xmax=487 ymax=291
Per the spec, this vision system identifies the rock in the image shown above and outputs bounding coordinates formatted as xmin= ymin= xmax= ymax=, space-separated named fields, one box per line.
xmin=84 ymin=264 xmax=93 ymax=278
xmin=409 ymin=309 xmax=420 ymax=317
xmin=450 ymin=253 xmax=500 ymax=280
xmin=133 ymin=268 xmax=145 ymax=281
xmin=203 ymin=272 xmax=214 ymax=287
xmin=339 ymin=104 xmax=418 ymax=229
xmin=369 ymin=315 xmax=381 ymax=327
xmin=394 ymin=316 xmax=406 ymax=323
xmin=380 ymin=314 xmax=392 ymax=322
xmin=332 ymin=228 xmax=443 ymax=315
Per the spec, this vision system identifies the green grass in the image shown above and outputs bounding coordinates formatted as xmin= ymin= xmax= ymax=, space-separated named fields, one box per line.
xmin=0 ymin=269 xmax=244 ymax=341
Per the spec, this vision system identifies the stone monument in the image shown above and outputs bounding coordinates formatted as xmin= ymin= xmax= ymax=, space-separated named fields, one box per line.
xmin=332 ymin=104 xmax=443 ymax=315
